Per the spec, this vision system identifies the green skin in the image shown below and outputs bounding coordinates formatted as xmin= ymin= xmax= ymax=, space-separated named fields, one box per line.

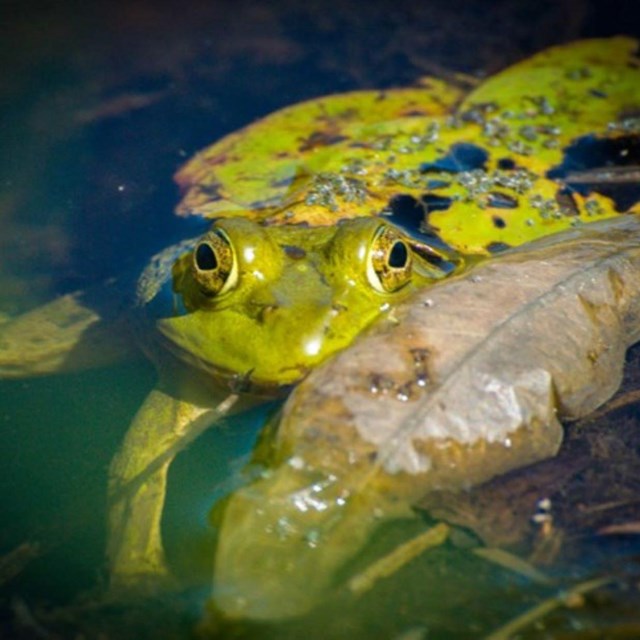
xmin=101 ymin=215 xmax=448 ymax=587
xmin=158 ymin=217 xmax=446 ymax=388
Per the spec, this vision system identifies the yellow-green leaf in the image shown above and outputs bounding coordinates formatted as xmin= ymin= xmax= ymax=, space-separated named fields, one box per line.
xmin=175 ymin=37 xmax=639 ymax=253
xmin=175 ymin=80 xmax=464 ymax=221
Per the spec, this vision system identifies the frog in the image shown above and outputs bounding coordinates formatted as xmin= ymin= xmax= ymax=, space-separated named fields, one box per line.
xmin=108 ymin=158 xmax=462 ymax=588
xmin=2 ymin=48 xmax=478 ymax=590
xmin=158 ymin=217 xmax=450 ymax=388
xmin=0 ymin=186 xmax=453 ymax=591
xmin=1 ymin=36 xmax=638 ymax=601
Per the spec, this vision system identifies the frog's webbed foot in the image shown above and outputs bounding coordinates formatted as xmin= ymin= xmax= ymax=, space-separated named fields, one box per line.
xmin=106 ymin=387 xmax=239 ymax=592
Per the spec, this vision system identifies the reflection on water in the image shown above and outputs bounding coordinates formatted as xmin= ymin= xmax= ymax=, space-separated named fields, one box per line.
xmin=1 ymin=0 xmax=640 ymax=637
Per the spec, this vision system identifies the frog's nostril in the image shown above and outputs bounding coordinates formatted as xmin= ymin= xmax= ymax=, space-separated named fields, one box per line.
xmin=283 ymin=245 xmax=307 ymax=260
xmin=258 ymin=304 xmax=279 ymax=323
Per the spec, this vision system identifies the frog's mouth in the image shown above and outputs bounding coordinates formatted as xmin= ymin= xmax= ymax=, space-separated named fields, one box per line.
xmin=153 ymin=318 xmax=303 ymax=398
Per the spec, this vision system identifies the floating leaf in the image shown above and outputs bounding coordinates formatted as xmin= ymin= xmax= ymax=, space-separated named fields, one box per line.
xmin=212 ymin=214 xmax=640 ymax=619
xmin=176 ymin=38 xmax=639 ymax=257
xmin=0 ymin=289 xmax=133 ymax=377
xmin=459 ymin=36 xmax=640 ymax=167
xmin=175 ymin=81 xmax=464 ymax=222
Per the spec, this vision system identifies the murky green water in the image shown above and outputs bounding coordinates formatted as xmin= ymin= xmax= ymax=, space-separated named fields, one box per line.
xmin=2 ymin=1 xmax=640 ymax=637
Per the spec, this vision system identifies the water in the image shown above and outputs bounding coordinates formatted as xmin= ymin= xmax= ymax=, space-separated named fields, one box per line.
xmin=1 ymin=1 xmax=640 ymax=637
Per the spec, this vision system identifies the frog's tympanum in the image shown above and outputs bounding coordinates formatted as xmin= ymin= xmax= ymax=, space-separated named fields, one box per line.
xmin=1 ymin=38 xmax=638 ymax=619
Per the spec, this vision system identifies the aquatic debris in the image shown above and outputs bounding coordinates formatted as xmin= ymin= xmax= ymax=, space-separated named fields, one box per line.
xmin=0 ymin=542 xmax=41 ymax=587
xmin=304 ymin=172 xmax=368 ymax=210
xmin=347 ymin=522 xmax=450 ymax=595
xmin=472 ymin=547 xmax=551 ymax=586
xmin=0 ymin=289 xmax=132 ymax=377
xmin=484 ymin=576 xmax=615 ymax=640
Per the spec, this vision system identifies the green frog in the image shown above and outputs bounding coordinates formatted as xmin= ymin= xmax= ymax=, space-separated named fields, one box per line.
xmin=114 ymin=208 xmax=454 ymax=584
xmin=159 ymin=217 xmax=449 ymax=387
xmin=0 ymin=213 xmax=451 ymax=589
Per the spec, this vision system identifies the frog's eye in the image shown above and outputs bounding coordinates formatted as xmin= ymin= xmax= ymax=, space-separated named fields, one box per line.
xmin=191 ymin=228 xmax=238 ymax=296
xmin=367 ymin=225 xmax=413 ymax=293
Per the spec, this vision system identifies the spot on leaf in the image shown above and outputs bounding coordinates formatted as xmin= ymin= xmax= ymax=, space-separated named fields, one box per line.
xmin=487 ymin=192 xmax=518 ymax=209
xmin=386 ymin=194 xmax=424 ymax=234
xmin=548 ymin=134 xmax=640 ymax=211
xmin=420 ymin=143 xmax=488 ymax=174
xmin=486 ymin=241 xmax=511 ymax=254
xmin=492 ymin=215 xmax=507 ymax=229
xmin=421 ymin=194 xmax=453 ymax=213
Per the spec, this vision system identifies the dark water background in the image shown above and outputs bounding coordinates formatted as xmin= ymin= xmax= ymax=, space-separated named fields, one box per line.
xmin=1 ymin=1 xmax=640 ymax=637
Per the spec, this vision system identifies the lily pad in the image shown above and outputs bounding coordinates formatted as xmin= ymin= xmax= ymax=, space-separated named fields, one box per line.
xmin=175 ymin=80 xmax=465 ymax=223
xmin=176 ymin=38 xmax=639 ymax=256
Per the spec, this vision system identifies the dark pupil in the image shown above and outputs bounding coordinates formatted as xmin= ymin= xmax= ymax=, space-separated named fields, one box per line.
xmin=196 ymin=243 xmax=218 ymax=270
xmin=388 ymin=241 xmax=408 ymax=268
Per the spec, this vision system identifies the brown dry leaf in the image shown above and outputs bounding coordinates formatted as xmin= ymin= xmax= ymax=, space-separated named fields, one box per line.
xmin=419 ymin=440 xmax=591 ymax=549
xmin=420 ymin=386 xmax=640 ymax=554
xmin=212 ymin=214 xmax=640 ymax=619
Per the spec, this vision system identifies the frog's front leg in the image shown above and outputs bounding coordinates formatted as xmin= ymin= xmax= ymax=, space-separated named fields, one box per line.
xmin=107 ymin=385 xmax=238 ymax=590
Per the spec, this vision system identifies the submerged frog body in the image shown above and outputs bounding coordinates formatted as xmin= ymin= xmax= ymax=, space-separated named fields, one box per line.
xmin=112 ymin=215 xmax=450 ymax=584
xmin=96 ymin=173 xmax=454 ymax=590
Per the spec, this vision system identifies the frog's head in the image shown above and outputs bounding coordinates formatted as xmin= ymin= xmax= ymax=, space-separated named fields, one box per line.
xmin=154 ymin=217 xmax=450 ymax=391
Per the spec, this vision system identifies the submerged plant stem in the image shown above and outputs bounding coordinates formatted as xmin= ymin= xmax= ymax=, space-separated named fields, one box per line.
xmin=473 ymin=546 xmax=552 ymax=585
xmin=484 ymin=576 xmax=615 ymax=640
xmin=348 ymin=522 xmax=449 ymax=595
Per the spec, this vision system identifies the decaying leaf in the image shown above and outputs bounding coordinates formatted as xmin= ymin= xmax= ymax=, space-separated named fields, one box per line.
xmin=419 ymin=338 xmax=640 ymax=556
xmin=0 ymin=289 xmax=134 ymax=377
xmin=419 ymin=440 xmax=592 ymax=549
xmin=212 ymin=214 xmax=640 ymax=619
